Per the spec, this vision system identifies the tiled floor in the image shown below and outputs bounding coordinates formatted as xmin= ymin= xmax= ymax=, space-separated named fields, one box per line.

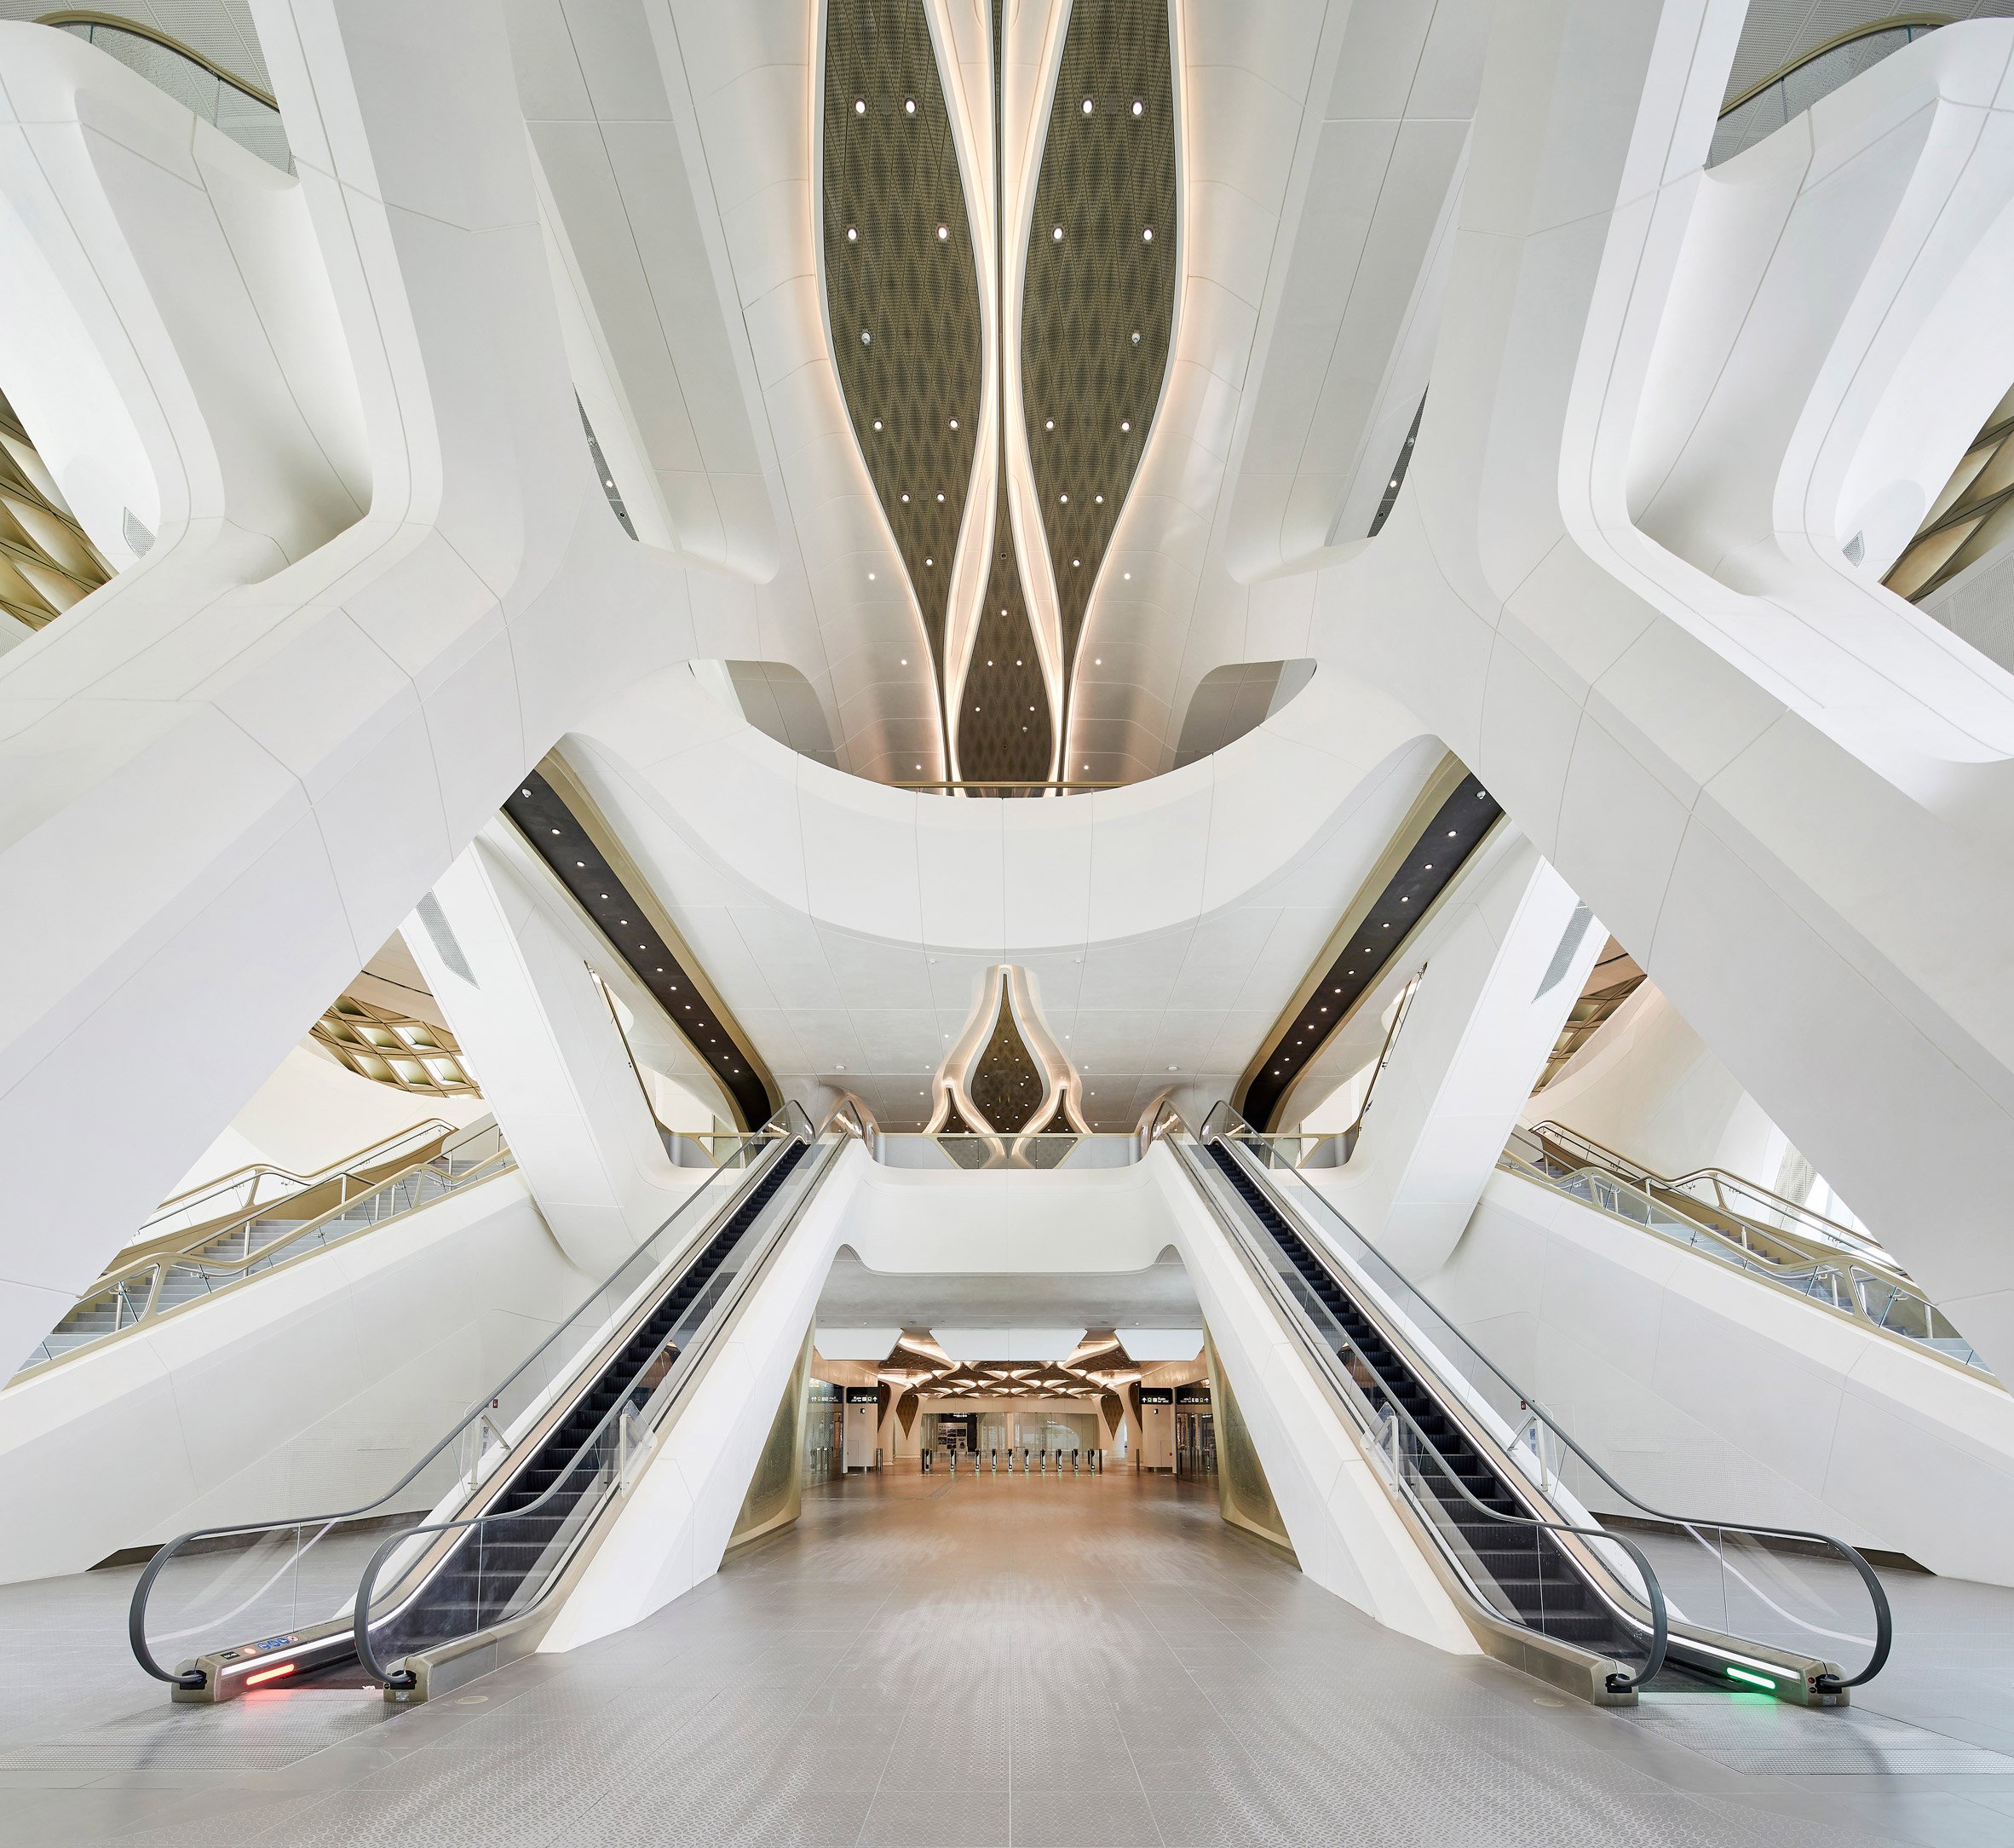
xmin=3 ymin=1470 xmax=2013 ymax=1844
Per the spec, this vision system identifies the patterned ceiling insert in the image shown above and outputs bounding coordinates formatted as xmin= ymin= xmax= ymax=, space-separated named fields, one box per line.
xmin=969 ymin=972 xmax=1046 ymax=1131
xmin=822 ymin=0 xmax=982 ymax=731
xmin=961 ymin=483 xmax=1055 ymax=782
xmin=1021 ymin=0 xmax=1177 ymax=728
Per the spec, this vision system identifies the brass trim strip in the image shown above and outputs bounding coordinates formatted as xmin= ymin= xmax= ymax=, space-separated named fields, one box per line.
xmin=1718 ymin=14 xmax=1950 ymax=118
xmin=34 ymin=11 xmax=281 ymax=107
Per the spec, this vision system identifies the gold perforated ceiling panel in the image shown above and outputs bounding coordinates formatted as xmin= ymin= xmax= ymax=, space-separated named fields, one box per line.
xmin=822 ymin=0 xmax=983 ymax=736
xmin=1021 ymin=0 xmax=1177 ymax=739
xmin=969 ymin=973 xmax=1046 ymax=1131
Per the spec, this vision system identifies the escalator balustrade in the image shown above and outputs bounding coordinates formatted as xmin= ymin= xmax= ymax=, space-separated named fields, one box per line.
xmin=365 ymin=1143 xmax=807 ymax=1664
xmin=1205 ymin=1142 xmax=1642 ymax=1666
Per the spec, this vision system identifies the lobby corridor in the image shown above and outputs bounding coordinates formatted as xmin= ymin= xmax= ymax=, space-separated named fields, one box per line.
xmin=3 ymin=1471 xmax=2013 ymax=1845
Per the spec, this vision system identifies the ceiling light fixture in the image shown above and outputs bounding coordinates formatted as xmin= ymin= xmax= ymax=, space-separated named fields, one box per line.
xmin=846 ymin=225 xmax=857 ymax=242
xmin=904 ymin=97 xmax=916 ymax=114
xmin=1053 ymin=225 xmax=1064 ymax=241
xmin=1082 ymin=97 xmax=1094 ymax=114
xmin=937 ymin=224 xmax=948 ymax=240
xmin=1131 ymin=99 xmax=1143 ymax=117
xmin=1142 ymin=227 xmax=1154 ymax=242
xmin=860 ymin=329 xmax=871 ymax=344
xmin=855 ymin=98 xmax=866 ymax=114
xmin=1131 ymin=331 xmax=1141 ymax=345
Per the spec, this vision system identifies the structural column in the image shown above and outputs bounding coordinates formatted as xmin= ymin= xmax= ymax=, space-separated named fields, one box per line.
xmin=1309 ymin=837 xmax=1604 ymax=1278
xmin=406 ymin=826 xmax=706 ymax=1277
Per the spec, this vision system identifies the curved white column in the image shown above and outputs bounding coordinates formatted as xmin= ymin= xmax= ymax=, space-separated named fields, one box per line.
xmin=1302 ymin=838 xmax=1604 ymax=1278
xmin=1307 ymin=4 xmax=2014 ymax=1380
xmin=402 ymin=829 xmax=711 ymax=1278
xmin=0 ymin=9 xmax=696 ymax=1374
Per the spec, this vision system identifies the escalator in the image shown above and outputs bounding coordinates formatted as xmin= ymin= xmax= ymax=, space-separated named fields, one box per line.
xmin=1206 ymin=1139 xmax=1617 ymax=1655
xmin=1170 ymin=1110 xmax=1892 ymax=1707
xmin=129 ymin=1109 xmax=840 ymax=1703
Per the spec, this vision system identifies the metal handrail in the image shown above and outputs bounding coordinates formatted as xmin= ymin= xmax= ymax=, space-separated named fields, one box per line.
xmin=891 ymin=780 xmax=1121 ymax=792
xmin=1717 ymin=14 xmax=1949 ymax=118
xmin=1159 ymin=1112 xmax=1668 ymax=1693
xmin=590 ymin=966 xmax=736 ymax=1164
xmin=351 ymin=1108 xmax=835 ymax=1689
xmin=1498 ymin=1131 xmax=1990 ymax=1379
xmin=1206 ymin=1102 xmax=1892 ymax=1691
xmin=16 ymin=1130 xmax=512 ymax=1379
xmin=872 ymin=1131 xmax=1142 ymax=1171
xmin=127 ymin=1108 xmax=799 ymax=1688
xmin=141 ymin=1118 xmax=458 ymax=1228
xmin=37 ymin=11 xmax=291 ymax=174
xmin=1522 ymin=1120 xmax=1891 ymax=1266
xmin=36 ymin=10 xmax=280 ymax=106
xmin=1261 ymin=965 xmax=1424 ymax=1167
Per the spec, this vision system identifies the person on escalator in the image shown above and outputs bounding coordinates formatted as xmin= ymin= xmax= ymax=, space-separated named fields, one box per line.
xmin=630 ymin=1343 xmax=678 ymax=1414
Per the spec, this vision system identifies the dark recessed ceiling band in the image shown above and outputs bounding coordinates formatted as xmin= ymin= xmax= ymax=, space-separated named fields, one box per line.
xmin=1237 ymin=760 xmax=1505 ymax=1131
xmin=1021 ymin=0 xmax=1177 ymax=760
xmin=822 ymin=0 xmax=982 ymax=757
xmin=504 ymin=763 xmax=777 ymax=1131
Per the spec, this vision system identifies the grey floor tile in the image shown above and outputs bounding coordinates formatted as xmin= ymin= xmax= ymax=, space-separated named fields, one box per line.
xmin=2 ymin=1472 xmax=2011 ymax=1846
xmin=860 ymin=1786 xmax=1011 ymax=1845
xmin=1008 ymin=1784 xmax=1161 ymax=1845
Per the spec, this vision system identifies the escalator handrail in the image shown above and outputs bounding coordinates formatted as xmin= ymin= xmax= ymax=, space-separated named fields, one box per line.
xmin=1202 ymin=1102 xmax=1892 ymax=1690
xmin=128 ymin=1103 xmax=808 ymax=1687
xmin=1165 ymin=1127 xmax=1668 ymax=1692
xmin=1519 ymin=1120 xmax=1895 ymax=1268
xmin=350 ymin=1123 xmax=837 ymax=1688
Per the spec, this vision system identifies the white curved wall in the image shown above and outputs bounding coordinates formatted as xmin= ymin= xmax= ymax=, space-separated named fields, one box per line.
xmin=1424 ymin=1167 xmax=2014 ymax=1586
xmin=0 ymin=1172 xmax=587 ymax=1586
xmin=1524 ymin=982 xmax=1785 ymax=1187
xmin=567 ymin=659 xmax=1442 ymax=1127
